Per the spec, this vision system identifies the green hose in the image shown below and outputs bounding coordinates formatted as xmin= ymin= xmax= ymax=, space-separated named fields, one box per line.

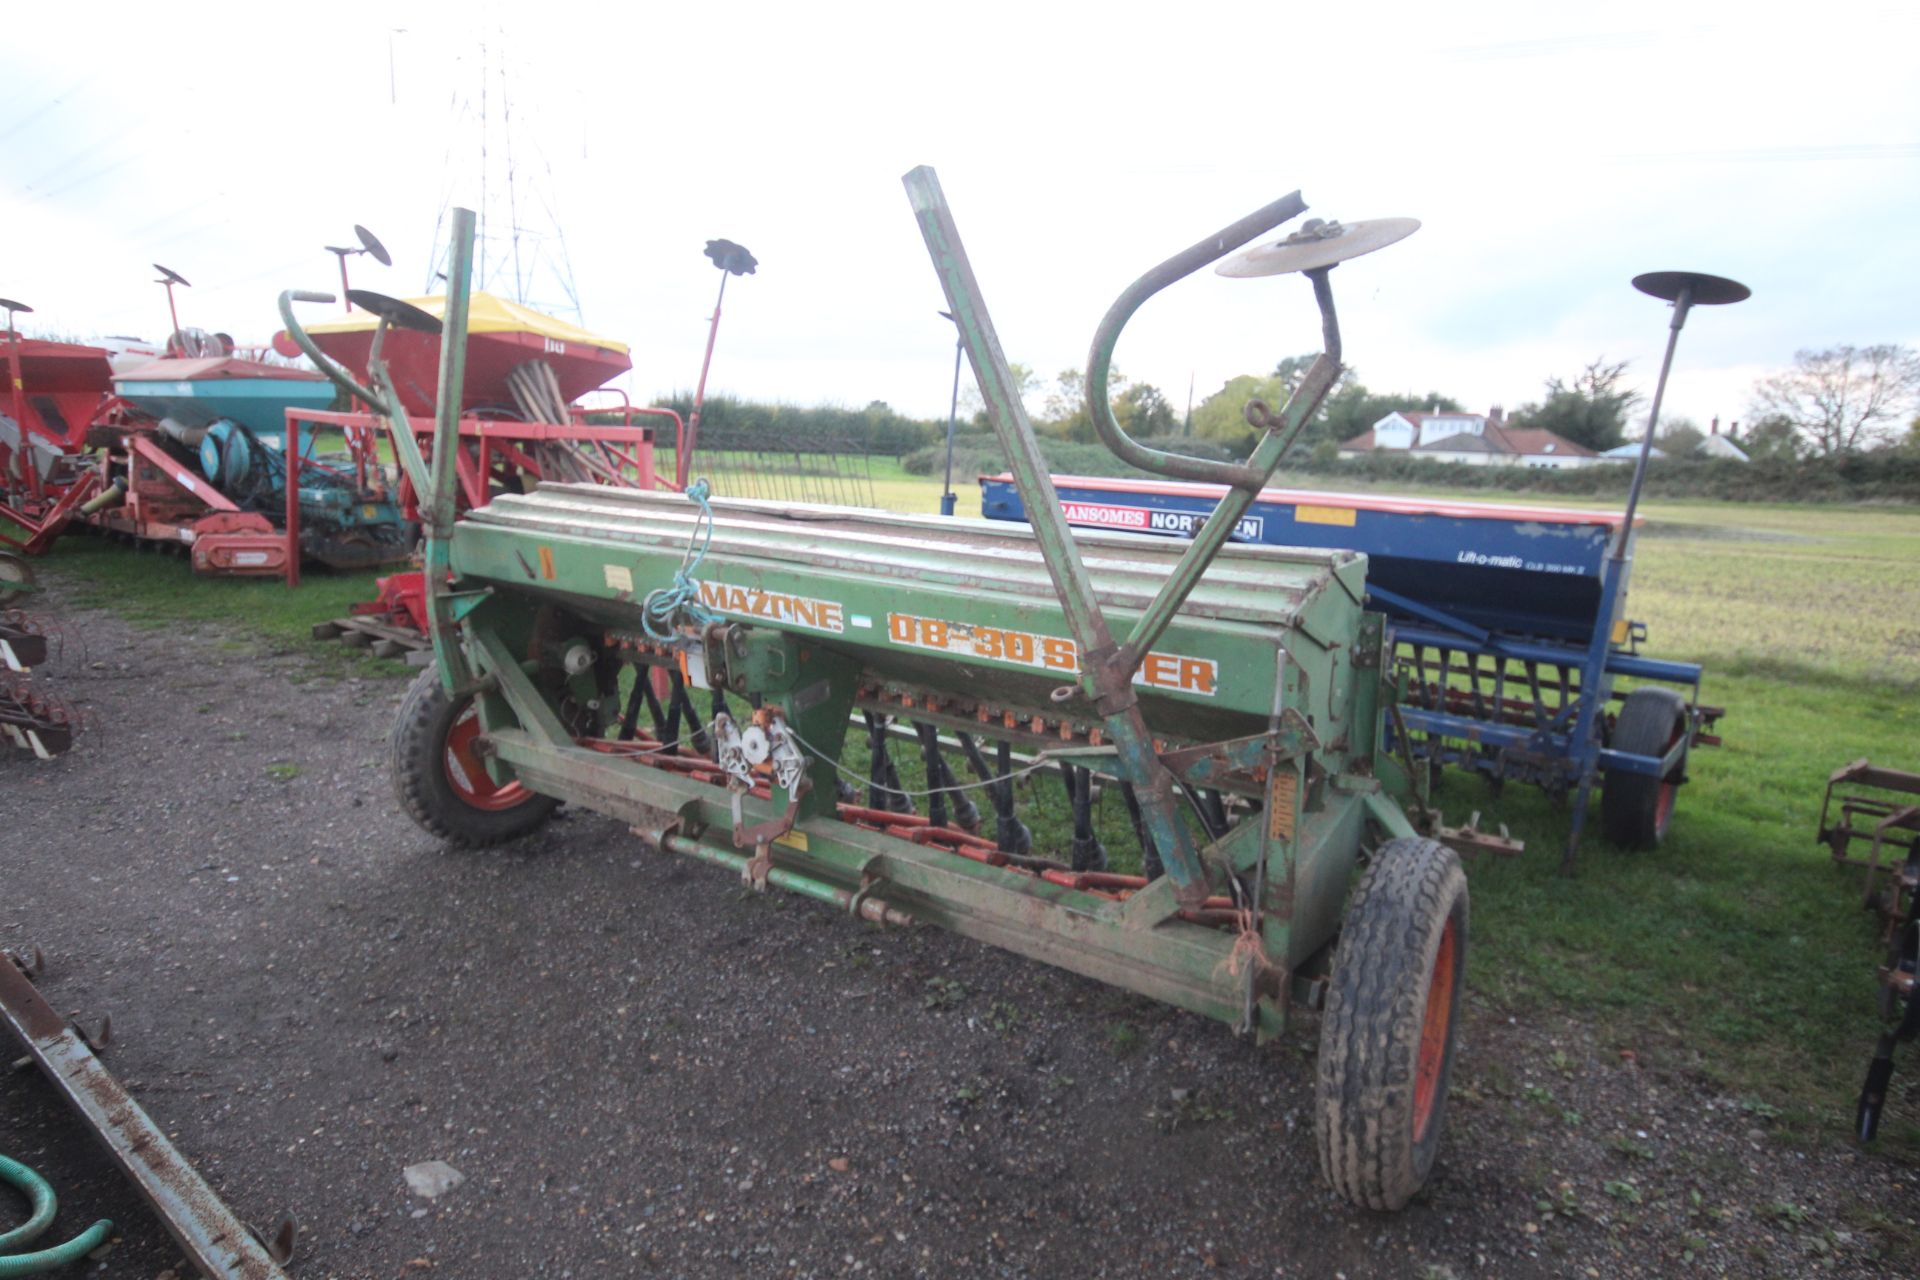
xmin=0 ymin=1159 xmax=52 ymax=1254
xmin=0 ymin=1155 xmax=111 ymax=1276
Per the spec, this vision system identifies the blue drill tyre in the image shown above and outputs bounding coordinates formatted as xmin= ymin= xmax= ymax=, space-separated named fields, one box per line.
xmin=1601 ymin=687 xmax=1690 ymax=850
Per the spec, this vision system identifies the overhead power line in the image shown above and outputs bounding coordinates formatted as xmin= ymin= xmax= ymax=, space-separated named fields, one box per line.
xmin=1612 ymin=142 xmax=1920 ymax=164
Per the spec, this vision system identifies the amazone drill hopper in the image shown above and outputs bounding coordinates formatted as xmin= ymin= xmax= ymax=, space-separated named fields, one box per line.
xmin=282 ymin=170 xmax=1486 ymax=1210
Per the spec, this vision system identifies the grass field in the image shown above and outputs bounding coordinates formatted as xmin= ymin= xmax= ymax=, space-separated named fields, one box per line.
xmin=40 ymin=533 xmax=410 ymax=678
xmin=34 ymin=472 xmax=1920 ymax=1153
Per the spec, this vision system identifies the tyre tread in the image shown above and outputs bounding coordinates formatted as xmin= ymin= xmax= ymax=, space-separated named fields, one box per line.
xmin=1315 ymin=836 xmax=1469 ymax=1211
xmin=390 ymin=667 xmax=556 ymax=847
xmin=1600 ymin=687 xmax=1688 ymax=849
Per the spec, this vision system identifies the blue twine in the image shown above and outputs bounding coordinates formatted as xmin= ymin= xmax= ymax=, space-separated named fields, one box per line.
xmin=641 ymin=478 xmax=718 ymax=640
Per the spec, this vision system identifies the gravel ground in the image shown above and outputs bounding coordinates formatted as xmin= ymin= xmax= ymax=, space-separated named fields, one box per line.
xmin=3 ymin=582 xmax=1917 ymax=1279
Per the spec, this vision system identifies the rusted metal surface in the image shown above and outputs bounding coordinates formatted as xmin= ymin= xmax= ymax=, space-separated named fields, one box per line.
xmin=0 ymin=610 xmax=51 ymax=669
xmin=0 ymin=680 xmax=78 ymax=757
xmin=0 ymin=954 xmax=293 ymax=1280
xmin=1820 ymin=760 xmax=1920 ymax=1140
xmin=1 ymin=607 xmax=80 ymax=757
xmin=1818 ymin=758 xmax=1920 ymax=929
xmin=1821 ymin=759 xmax=1920 ymax=866
xmin=1857 ymin=863 xmax=1920 ymax=1140
xmin=658 ymin=831 xmax=914 ymax=927
xmin=1430 ymin=813 xmax=1523 ymax=859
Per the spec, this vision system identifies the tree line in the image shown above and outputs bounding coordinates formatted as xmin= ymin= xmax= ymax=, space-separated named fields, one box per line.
xmin=634 ymin=392 xmax=939 ymax=457
xmin=1195 ymin=348 xmax=1919 ymax=462
xmin=631 ymin=341 xmax=1920 ymax=473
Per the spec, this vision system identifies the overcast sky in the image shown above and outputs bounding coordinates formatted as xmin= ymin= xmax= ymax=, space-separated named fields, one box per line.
xmin=6 ymin=2 xmax=1916 ymax=437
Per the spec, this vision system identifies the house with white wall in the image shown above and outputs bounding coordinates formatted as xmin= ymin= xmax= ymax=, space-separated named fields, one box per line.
xmin=1338 ymin=407 xmax=1598 ymax=469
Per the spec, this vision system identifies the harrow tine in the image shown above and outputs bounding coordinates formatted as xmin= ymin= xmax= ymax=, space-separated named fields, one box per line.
xmin=916 ymin=722 xmax=951 ymax=829
xmin=955 ymin=730 xmax=1031 ymax=857
xmin=915 ymin=723 xmax=980 ymax=832
xmin=880 ymin=742 xmax=912 ymax=813
xmin=662 ymin=676 xmax=687 ymax=752
xmin=1056 ymin=763 xmax=1109 ymax=872
xmin=1524 ymin=660 xmax=1548 ymax=730
xmin=638 ymin=674 xmax=671 ymax=747
xmin=1493 ymin=657 xmax=1508 ymax=767
xmin=943 ymin=756 xmax=981 ymax=831
xmin=617 ymin=670 xmax=649 ymax=742
xmin=863 ymin=713 xmax=889 ymax=808
xmin=1178 ymin=781 xmax=1230 ymax=841
xmin=862 ymin=713 xmax=914 ymax=814
xmin=1118 ymin=780 xmax=1163 ymax=880
xmin=666 ymin=670 xmax=710 ymax=755
xmin=1199 ymin=787 xmax=1230 ymax=839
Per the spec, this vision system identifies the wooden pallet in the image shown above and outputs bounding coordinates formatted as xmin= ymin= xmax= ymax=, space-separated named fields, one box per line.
xmin=312 ymin=616 xmax=432 ymax=665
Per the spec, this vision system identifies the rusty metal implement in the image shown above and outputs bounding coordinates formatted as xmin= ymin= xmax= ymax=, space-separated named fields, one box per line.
xmin=1818 ymin=760 xmax=1920 ymax=1140
xmin=0 ymin=952 xmax=294 ymax=1279
xmin=1 ymin=577 xmax=82 ymax=758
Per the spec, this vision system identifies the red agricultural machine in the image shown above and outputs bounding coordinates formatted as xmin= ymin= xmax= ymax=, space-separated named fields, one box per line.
xmin=0 ymin=298 xmax=111 ymax=556
xmin=90 ymin=264 xmax=412 ymax=576
xmin=293 ymin=242 xmax=763 ymax=653
xmin=2 ymin=268 xmax=415 ymax=577
xmin=286 ymin=289 xmax=676 ymax=649
xmin=4 ymin=232 xmax=775 ymax=612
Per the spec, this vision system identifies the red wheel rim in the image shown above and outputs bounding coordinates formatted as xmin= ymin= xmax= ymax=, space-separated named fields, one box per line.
xmin=443 ymin=702 xmax=533 ymax=812
xmin=1413 ymin=917 xmax=1458 ymax=1142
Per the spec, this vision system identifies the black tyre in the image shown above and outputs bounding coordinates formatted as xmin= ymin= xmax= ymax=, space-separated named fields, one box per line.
xmin=391 ymin=667 xmax=557 ymax=846
xmin=1600 ymin=687 xmax=1690 ymax=849
xmin=1316 ymin=836 xmax=1469 ymax=1211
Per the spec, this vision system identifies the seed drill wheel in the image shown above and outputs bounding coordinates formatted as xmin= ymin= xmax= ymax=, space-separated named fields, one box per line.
xmin=0 ymin=552 xmax=33 ymax=604
xmin=1316 ymin=836 xmax=1469 ymax=1211
xmin=1601 ymin=687 xmax=1690 ymax=849
xmin=391 ymin=666 xmax=557 ymax=846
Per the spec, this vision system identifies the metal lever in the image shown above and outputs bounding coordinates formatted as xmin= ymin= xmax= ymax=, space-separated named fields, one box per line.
xmin=1088 ymin=212 xmax=1419 ymax=498
xmin=276 ymin=288 xmax=439 ymax=504
xmin=1083 ymin=191 xmax=1313 ymax=491
xmin=905 ymin=164 xmax=1240 ymax=908
xmin=276 ymin=289 xmax=380 ymax=407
